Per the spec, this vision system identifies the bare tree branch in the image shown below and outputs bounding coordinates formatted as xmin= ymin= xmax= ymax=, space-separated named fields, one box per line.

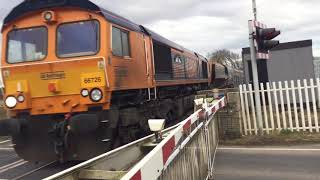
xmin=207 ymin=49 xmax=243 ymax=70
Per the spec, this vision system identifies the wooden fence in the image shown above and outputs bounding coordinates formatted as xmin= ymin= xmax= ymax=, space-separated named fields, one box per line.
xmin=239 ymin=78 xmax=320 ymax=135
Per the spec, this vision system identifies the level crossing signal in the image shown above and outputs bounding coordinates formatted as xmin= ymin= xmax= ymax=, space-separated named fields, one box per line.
xmin=256 ymin=27 xmax=281 ymax=54
xmin=249 ymin=20 xmax=281 ymax=59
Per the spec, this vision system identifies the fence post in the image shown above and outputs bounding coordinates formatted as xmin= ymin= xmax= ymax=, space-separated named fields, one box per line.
xmin=310 ymin=79 xmax=319 ymax=132
xmin=239 ymin=79 xmax=319 ymax=134
xmin=205 ymin=116 xmax=212 ymax=179
xmin=317 ymin=78 xmax=320 ymax=109
xmin=243 ymin=85 xmax=252 ymax=135
xmin=249 ymin=84 xmax=258 ymax=135
xmin=279 ymin=81 xmax=287 ymax=129
xmin=297 ymin=80 xmax=306 ymax=131
xmin=304 ymin=79 xmax=312 ymax=132
xmin=266 ymin=83 xmax=275 ymax=131
xmin=291 ymin=80 xmax=299 ymax=132
xmin=239 ymin=85 xmax=248 ymax=135
xmin=285 ymin=81 xmax=293 ymax=132
xmin=273 ymin=82 xmax=281 ymax=131
xmin=260 ymin=83 xmax=269 ymax=134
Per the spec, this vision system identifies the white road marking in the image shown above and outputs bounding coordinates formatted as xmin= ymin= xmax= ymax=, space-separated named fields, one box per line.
xmin=0 ymin=161 xmax=28 ymax=174
xmin=0 ymin=140 xmax=10 ymax=144
xmin=0 ymin=148 xmax=14 ymax=151
xmin=12 ymin=161 xmax=56 ymax=180
xmin=0 ymin=160 xmax=23 ymax=171
xmin=0 ymin=160 xmax=28 ymax=174
xmin=218 ymin=147 xmax=320 ymax=151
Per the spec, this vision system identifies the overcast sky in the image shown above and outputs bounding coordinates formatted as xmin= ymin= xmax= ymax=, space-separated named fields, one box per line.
xmin=1 ymin=0 xmax=320 ymax=57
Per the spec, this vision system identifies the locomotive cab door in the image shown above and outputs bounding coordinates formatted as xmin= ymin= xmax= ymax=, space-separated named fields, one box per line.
xmin=109 ymin=25 xmax=153 ymax=91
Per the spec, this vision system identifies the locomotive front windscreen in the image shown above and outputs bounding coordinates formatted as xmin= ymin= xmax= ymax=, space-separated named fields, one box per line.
xmin=7 ymin=27 xmax=47 ymax=63
xmin=57 ymin=20 xmax=99 ymax=58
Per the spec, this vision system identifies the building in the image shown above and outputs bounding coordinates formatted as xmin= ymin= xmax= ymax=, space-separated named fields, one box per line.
xmin=314 ymin=57 xmax=320 ymax=78
xmin=242 ymin=40 xmax=315 ymax=84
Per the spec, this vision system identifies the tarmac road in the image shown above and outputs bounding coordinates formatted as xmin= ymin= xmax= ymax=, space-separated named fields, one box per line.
xmin=214 ymin=144 xmax=320 ymax=180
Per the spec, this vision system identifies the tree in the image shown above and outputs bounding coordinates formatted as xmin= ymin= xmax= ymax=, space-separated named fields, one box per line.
xmin=207 ymin=49 xmax=242 ymax=70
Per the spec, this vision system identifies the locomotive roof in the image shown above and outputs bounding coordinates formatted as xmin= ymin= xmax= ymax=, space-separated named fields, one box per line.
xmin=3 ymin=0 xmax=186 ymax=52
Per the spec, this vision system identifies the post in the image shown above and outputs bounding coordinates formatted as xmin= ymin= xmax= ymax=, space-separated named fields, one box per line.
xmin=249 ymin=0 xmax=263 ymax=134
xmin=252 ymin=0 xmax=257 ymax=20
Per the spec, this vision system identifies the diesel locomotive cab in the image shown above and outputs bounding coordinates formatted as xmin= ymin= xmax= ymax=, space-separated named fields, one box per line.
xmin=3 ymin=16 xmax=108 ymax=114
xmin=0 ymin=2 xmax=113 ymax=161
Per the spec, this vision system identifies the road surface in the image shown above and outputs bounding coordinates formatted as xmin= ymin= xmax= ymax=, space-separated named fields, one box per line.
xmin=215 ymin=144 xmax=320 ymax=180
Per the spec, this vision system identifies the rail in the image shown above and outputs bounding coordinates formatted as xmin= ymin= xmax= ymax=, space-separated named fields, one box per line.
xmin=45 ymin=96 xmax=226 ymax=180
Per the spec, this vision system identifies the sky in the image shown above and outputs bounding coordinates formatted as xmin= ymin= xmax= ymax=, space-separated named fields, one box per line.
xmin=0 ymin=0 xmax=320 ymax=57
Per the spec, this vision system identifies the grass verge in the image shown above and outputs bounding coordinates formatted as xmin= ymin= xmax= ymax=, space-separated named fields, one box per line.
xmin=220 ymin=130 xmax=320 ymax=146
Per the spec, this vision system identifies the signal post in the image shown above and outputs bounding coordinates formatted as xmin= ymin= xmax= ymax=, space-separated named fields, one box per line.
xmin=249 ymin=0 xmax=280 ymax=134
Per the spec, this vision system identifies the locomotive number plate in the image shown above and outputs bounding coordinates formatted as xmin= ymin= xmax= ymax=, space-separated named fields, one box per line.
xmin=81 ymin=72 xmax=105 ymax=88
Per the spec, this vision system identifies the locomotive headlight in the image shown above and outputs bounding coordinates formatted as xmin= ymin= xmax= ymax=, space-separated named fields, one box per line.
xmin=17 ymin=95 xmax=25 ymax=103
xmin=42 ymin=11 xmax=57 ymax=23
xmin=90 ymin=88 xmax=103 ymax=102
xmin=81 ymin=89 xmax=89 ymax=97
xmin=44 ymin=11 xmax=53 ymax=21
xmin=5 ymin=96 xmax=17 ymax=108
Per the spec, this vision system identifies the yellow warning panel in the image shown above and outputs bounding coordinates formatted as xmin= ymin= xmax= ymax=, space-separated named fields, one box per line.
xmin=81 ymin=72 xmax=106 ymax=88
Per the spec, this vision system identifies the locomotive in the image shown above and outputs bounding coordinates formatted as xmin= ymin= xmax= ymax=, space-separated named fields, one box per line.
xmin=211 ymin=62 xmax=244 ymax=88
xmin=0 ymin=0 xmax=242 ymax=162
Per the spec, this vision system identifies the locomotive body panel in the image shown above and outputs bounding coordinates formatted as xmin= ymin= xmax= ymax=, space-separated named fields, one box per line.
xmin=109 ymin=26 xmax=154 ymax=90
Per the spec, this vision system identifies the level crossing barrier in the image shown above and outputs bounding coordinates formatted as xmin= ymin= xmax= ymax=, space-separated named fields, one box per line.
xmin=45 ymin=96 xmax=226 ymax=180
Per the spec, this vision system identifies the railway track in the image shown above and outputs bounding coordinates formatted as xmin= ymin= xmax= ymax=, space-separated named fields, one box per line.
xmin=0 ymin=159 xmax=79 ymax=180
xmin=10 ymin=161 xmax=57 ymax=180
xmin=0 ymin=138 xmax=79 ymax=180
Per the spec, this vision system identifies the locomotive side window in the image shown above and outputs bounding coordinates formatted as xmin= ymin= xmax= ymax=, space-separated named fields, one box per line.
xmin=7 ymin=27 xmax=47 ymax=63
xmin=112 ymin=26 xmax=130 ymax=57
xmin=174 ymin=55 xmax=183 ymax=63
xmin=57 ymin=20 xmax=99 ymax=58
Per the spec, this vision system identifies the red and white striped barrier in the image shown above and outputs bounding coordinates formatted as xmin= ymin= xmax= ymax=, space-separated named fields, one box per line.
xmin=122 ymin=97 xmax=226 ymax=180
xmin=251 ymin=20 xmax=267 ymax=29
xmin=256 ymin=52 xmax=270 ymax=59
